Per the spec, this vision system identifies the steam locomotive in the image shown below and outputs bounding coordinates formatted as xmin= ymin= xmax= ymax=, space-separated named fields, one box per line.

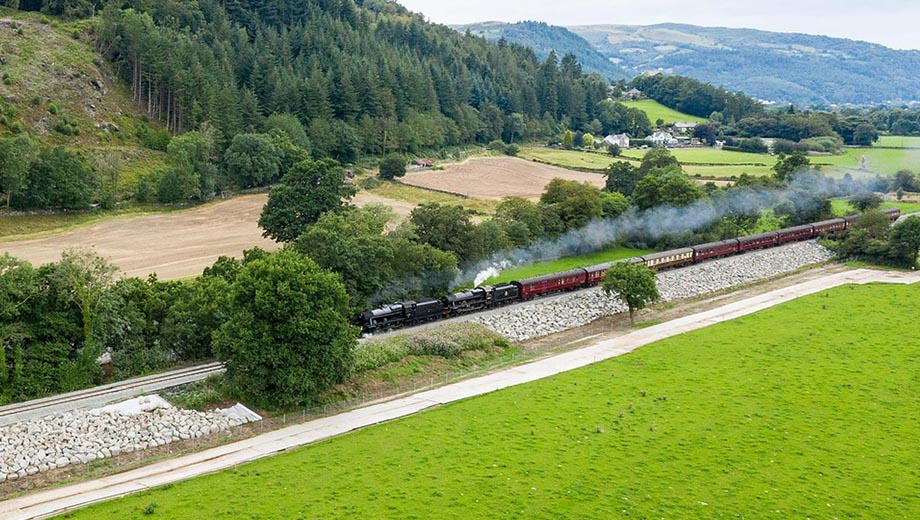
xmin=358 ymin=208 xmax=901 ymax=334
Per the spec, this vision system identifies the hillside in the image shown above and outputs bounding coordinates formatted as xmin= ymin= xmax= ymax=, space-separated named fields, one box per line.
xmin=450 ymin=20 xmax=920 ymax=106
xmin=0 ymin=8 xmax=167 ymax=193
xmin=453 ymin=21 xmax=627 ymax=80
xmin=570 ymin=23 xmax=920 ymax=106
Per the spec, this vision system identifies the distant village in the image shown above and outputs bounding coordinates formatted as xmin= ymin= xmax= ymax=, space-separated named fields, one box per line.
xmin=601 ymin=88 xmax=720 ymax=150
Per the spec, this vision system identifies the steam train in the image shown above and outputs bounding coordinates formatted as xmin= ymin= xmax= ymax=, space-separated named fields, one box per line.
xmin=358 ymin=208 xmax=901 ymax=334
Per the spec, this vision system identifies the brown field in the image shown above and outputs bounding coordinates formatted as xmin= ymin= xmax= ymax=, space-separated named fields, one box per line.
xmin=0 ymin=192 xmax=415 ymax=280
xmin=401 ymin=157 xmax=606 ymax=199
xmin=1 ymin=195 xmax=280 ymax=280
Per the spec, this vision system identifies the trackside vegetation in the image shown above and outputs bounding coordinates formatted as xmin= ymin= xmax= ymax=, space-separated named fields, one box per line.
xmin=56 ymin=282 xmax=920 ymax=519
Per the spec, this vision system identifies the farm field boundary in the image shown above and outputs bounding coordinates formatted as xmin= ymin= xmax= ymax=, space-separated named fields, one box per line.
xmin=4 ymin=267 xmax=918 ymax=520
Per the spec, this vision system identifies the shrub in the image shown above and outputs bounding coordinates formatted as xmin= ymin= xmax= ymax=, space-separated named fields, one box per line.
xmin=136 ymin=124 xmax=172 ymax=151
xmin=9 ymin=121 xmax=23 ymax=134
xmin=48 ymin=102 xmax=59 ymax=115
xmin=359 ymin=176 xmax=381 ymax=190
xmin=378 ymin=154 xmax=407 ymax=180
xmin=31 ymin=96 xmax=42 ymax=106
xmin=71 ymin=29 xmax=81 ymax=39
xmin=53 ymin=115 xmax=79 ymax=135
xmin=354 ymin=323 xmax=510 ymax=373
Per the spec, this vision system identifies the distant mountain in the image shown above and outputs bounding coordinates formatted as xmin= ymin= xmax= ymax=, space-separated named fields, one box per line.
xmin=453 ymin=21 xmax=920 ymax=106
xmin=454 ymin=21 xmax=628 ymax=80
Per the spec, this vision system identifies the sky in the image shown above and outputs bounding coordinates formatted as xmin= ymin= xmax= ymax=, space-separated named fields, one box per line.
xmin=397 ymin=0 xmax=920 ymax=50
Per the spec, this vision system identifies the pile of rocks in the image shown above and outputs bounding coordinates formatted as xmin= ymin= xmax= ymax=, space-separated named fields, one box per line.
xmin=475 ymin=241 xmax=834 ymax=341
xmin=0 ymin=403 xmax=253 ymax=483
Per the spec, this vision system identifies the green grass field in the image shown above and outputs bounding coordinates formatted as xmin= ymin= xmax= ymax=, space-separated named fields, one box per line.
xmin=522 ymin=142 xmax=920 ymax=180
xmin=830 ymin=199 xmax=920 ymax=217
xmin=480 ymin=246 xmax=653 ymax=285
xmin=621 ymin=99 xmax=708 ymax=125
xmin=518 ymin=147 xmax=624 ymax=171
xmin=59 ymin=282 xmax=920 ymax=519
xmin=876 ymin=135 xmax=920 ymax=148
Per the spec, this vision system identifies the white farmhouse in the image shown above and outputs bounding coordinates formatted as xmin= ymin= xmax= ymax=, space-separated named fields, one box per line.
xmin=673 ymin=121 xmax=698 ymax=134
xmin=647 ymin=131 xmax=678 ymax=147
xmin=604 ymin=133 xmax=630 ymax=148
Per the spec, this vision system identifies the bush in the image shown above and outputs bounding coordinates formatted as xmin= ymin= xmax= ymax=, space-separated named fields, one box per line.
xmin=53 ymin=115 xmax=79 ymax=135
xmin=48 ymin=102 xmax=59 ymax=115
xmin=137 ymin=124 xmax=172 ymax=151
xmin=31 ymin=96 xmax=42 ymax=106
xmin=378 ymin=154 xmax=407 ymax=180
xmin=354 ymin=323 xmax=510 ymax=372
xmin=359 ymin=176 xmax=381 ymax=190
xmin=9 ymin=121 xmax=23 ymax=134
xmin=504 ymin=143 xmax=520 ymax=156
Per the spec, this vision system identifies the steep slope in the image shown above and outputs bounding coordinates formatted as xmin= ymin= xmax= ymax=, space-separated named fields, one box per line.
xmin=0 ymin=8 xmax=166 ymax=184
xmin=454 ymin=21 xmax=627 ymax=80
xmin=569 ymin=23 xmax=920 ymax=105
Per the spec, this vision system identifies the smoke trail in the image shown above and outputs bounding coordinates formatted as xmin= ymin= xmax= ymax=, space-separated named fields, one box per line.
xmin=457 ymin=169 xmax=864 ymax=286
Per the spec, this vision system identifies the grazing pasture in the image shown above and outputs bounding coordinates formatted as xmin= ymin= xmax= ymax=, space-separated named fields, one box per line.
xmin=621 ymin=99 xmax=708 ymax=124
xmin=59 ymin=282 xmax=920 ymax=519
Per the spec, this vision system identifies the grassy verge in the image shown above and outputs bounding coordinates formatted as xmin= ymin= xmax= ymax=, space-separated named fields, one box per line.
xmin=481 ymin=246 xmax=653 ymax=285
xmin=60 ymin=282 xmax=920 ymax=519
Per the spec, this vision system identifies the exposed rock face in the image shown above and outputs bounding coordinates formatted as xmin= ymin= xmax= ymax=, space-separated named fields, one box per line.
xmin=475 ymin=241 xmax=834 ymax=341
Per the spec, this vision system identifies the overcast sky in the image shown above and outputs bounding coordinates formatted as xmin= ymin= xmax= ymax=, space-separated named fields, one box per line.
xmin=397 ymin=0 xmax=920 ymax=50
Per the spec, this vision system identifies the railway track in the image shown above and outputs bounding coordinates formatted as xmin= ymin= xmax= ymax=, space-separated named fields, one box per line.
xmin=0 ymin=362 xmax=225 ymax=427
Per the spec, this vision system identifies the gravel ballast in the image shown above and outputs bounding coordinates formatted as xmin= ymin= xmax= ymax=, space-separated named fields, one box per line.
xmin=474 ymin=241 xmax=835 ymax=342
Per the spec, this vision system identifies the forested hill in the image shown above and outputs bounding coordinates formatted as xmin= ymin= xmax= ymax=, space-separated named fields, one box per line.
xmin=453 ymin=21 xmax=920 ymax=106
xmin=453 ymin=21 xmax=627 ymax=80
xmin=570 ymin=23 xmax=920 ymax=106
xmin=88 ymin=0 xmax=610 ymax=160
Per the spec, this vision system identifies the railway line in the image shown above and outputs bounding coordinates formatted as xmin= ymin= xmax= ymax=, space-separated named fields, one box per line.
xmin=0 ymin=362 xmax=224 ymax=427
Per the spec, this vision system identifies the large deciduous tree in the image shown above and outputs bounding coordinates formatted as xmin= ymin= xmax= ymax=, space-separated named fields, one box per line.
xmin=601 ymin=262 xmax=660 ymax=325
xmin=259 ymin=159 xmax=357 ymax=243
xmin=213 ymin=251 xmax=358 ymax=408
xmin=224 ymin=133 xmax=281 ymax=188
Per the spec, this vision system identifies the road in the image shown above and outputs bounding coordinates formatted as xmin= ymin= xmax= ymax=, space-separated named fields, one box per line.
xmin=2 ymin=268 xmax=917 ymax=520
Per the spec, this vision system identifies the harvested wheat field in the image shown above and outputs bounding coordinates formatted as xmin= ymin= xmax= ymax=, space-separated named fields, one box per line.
xmin=401 ymin=157 xmax=606 ymax=199
xmin=1 ymin=192 xmax=414 ymax=280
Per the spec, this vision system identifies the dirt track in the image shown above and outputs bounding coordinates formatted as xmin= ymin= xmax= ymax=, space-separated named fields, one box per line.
xmin=401 ymin=157 xmax=606 ymax=199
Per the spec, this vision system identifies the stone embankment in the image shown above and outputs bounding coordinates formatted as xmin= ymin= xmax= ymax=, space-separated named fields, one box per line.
xmin=475 ymin=241 xmax=834 ymax=341
xmin=0 ymin=398 xmax=256 ymax=483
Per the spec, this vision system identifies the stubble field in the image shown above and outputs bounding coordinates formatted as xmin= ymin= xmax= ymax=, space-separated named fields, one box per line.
xmin=400 ymin=157 xmax=606 ymax=199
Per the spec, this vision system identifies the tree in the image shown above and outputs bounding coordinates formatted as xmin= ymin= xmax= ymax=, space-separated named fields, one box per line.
xmin=409 ymin=203 xmax=476 ymax=263
xmin=852 ymin=123 xmax=879 ymax=146
xmin=631 ymin=170 xmax=701 ymax=210
xmin=213 ymin=251 xmax=358 ymax=408
xmin=601 ymin=262 xmax=660 ymax=325
xmin=53 ymin=249 xmax=118 ymax=384
xmin=0 ymin=255 xmax=37 ymax=391
xmin=540 ymin=178 xmax=603 ymax=231
xmin=263 ymin=113 xmax=311 ymax=150
xmin=562 ymin=130 xmax=574 ymax=149
xmin=849 ymin=192 xmax=883 ymax=212
xmin=0 ymin=136 xmax=38 ymax=208
xmin=693 ymin=124 xmax=718 ymax=146
xmin=601 ymin=191 xmax=629 ymax=219
xmin=378 ymin=154 xmax=407 ymax=180
xmin=259 ymin=159 xmax=357 ymax=243
xmin=294 ymin=206 xmax=396 ymax=307
xmin=224 ymin=133 xmax=281 ymax=188
xmin=605 ymin=161 xmax=642 ymax=196
xmin=494 ymin=196 xmax=544 ymax=244
xmin=887 ymin=216 xmax=920 ymax=267
xmin=16 ymin=147 xmax=96 ymax=210
xmin=607 ymin=143 xmax=622 ymax=157
xmin=772 ymin=152 xmax=811 ymax=182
